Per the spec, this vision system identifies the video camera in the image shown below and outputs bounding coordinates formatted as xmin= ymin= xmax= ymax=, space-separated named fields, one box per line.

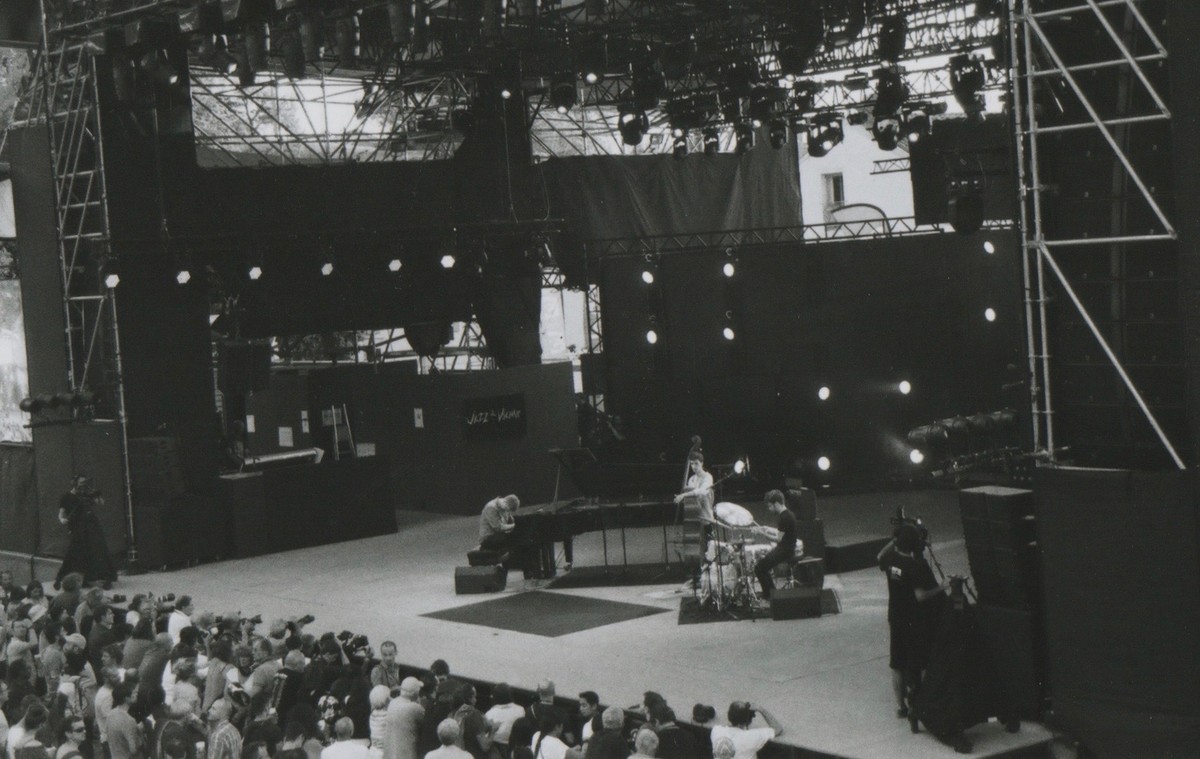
xmin=336 ymin=630 xmax=372 ymax=664
xmin=890 ymin=506 xmax=930 ymax=550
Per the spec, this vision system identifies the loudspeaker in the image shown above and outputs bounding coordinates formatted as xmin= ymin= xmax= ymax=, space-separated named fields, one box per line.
xmin=960 ymin=486 xmax=1040 ymax=610
xmin=217 ymin=341 xmax=272 ymax=395
xmin=455 ymin=565 xmax=507 ymax=594
xmin=467 ymin=549 xmax=502 ymax=567
xmin=769 ymin=586 xmax=822 ymax=620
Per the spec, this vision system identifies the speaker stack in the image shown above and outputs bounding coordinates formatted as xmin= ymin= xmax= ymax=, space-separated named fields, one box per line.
xmin=960 ymin=485 xmax=1046 ymax=717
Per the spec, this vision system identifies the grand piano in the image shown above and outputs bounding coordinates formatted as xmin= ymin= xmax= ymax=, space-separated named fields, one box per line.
xmin=510 ymin=450 xmax=695 ymax=577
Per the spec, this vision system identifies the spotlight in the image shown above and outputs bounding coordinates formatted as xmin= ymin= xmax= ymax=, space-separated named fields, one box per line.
xmin=175 ymin=270 xmax=191 ymax=285
xmin=776 ymin=21 xmax=825 ymax=77
xmin=703 ymin=127 xmax=720 ymax=156
xmin=388 ymin=259 xmax=402 ymax=272
xmin=292 ymin=9 xmax=324 ymax=62
xmin=949 ymin=54 xmax=987 ymax=119
xmin=806 ymin=115 xmax=843 ymax=157
xmin=440 ymin=254 xmax=456 ymax=269
xmin=585 ymin=72 xmax=599 ymax=85
xmin=104 ymin=273 xmax=120 ymax=289
xmin=872 ymin=117 xmax=900 ymax=151
xmin=321 ymin=262 xmax=334 ymax=276
xmin=550 ymin=73 xmax=577 ymax=114
xmin=768 ymin=118 xmax=788 ymax=150
xmin=500 ymin=88 xmax=512 ymax=100
xmin=641 ymin=270 xmax=655 ymax=285
xmin=898 ymin=380 xmax=912 ymax=395
xmin=903 ymin=111 xmax=930 ymax=143
xmin=983 ymin=241 xmax=996 ymax=254
xmin=672 ymin=128 xmax=688 ymax=159
xmin=909 ymin=449 xmax=925 ymax=465
xmin=646 ymin=329 xmax=658 ymax=344
xmin=722 ymin=262 xmax=735 ymax=278
xmin=248 ymin=266 xmax=262 ymax=280
xmin=618 ymin=107 xmax=649 ymax=146
xmin=817 ymin=456 xmax=831 ymax=471
xmin=733 ymin=458 xmax=747 ymax=475
xmin=818 ymin=386 xmax=831 ymax=401
xmin=985 ymin=307 xmax=997 ymax=322
xmin=873 ymin=66 xmax=907 ymax=119
xmin=335 ymin=13 xmax=360 ymax=66
xmin=877 ymin=16 xmax=907 ymax=63
xmin=734 ymin=121 xmax=755 ymax=154
xmin=722 ymin=327 xmax=736 ymax=341
xmin=138 ymin=50 xmax=179 ymax=86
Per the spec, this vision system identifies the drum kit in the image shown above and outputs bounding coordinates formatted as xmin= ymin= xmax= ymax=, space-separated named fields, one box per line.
xmin=692 ymin=502 xmax=803 ymax=615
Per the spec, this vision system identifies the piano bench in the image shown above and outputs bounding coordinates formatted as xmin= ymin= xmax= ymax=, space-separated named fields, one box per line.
xmin=467 ymin=548 xmax=504 ymax=567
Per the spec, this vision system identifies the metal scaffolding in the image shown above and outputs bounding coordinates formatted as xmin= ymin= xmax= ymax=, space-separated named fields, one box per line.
xmin=1009 ymin=0 xmax=1182 ymax=468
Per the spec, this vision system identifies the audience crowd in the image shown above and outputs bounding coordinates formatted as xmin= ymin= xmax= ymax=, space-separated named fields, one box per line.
xmin=0 ymin=570 xmax=784 ymax=759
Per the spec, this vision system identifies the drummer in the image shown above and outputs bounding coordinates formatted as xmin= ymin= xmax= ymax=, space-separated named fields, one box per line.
xmin=753 ymin=489 xmax=798 ymax=600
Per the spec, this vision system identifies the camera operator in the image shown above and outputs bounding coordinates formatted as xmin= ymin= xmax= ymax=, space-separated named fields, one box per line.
xmin=877 ymin=520 xmax=949 ymax=721
xmin=708 ymin=701 xmax=782 ymax=759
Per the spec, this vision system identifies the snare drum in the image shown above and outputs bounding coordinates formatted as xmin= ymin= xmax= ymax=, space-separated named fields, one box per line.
xmin=742 ymin=543 xmax=773 ymax=564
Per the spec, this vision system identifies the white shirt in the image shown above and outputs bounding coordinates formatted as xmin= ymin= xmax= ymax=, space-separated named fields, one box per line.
xmin=529 ymin=733 xmax=569 ymax=759
xmin=422 ymin=747 xmax=471 ymax=759
xmin=710 ymin=725 xmax=775 ymax=759
xmin=167 ymin=609 xmax=192 ymax=644
xmin=321 ymin=740 xmax=372 ymax=759
xmin=482 ymin=703 xmax=525 ymax=745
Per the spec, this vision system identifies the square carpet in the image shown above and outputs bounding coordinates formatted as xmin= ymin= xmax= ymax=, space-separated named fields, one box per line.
xmin=422 ymin=591 xmax=669 ymax=637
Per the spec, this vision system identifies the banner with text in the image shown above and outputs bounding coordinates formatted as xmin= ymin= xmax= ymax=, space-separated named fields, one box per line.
xmin=463 ymin=394 xmax=526 ymax=440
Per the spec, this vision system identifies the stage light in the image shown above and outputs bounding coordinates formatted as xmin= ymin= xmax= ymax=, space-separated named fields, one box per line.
xmin=386 ymin=0 xmax=412 ymax=44
xmin=618 ymin=108 xmax=649 ymax=146
xmin=985 ymin=307 xmax=997 ymax=322
xmin=641 ymin=270 xmax=655 ymax=285
xmin=877 ymin=15 xmax=907 ymax=63
xmin=768 ymin=118 xmax=788 ymax=150
xmin=388 ymin=259 xmax=402 ymax=272
xmin=672 ymin=128 xmax=688 ymax=159
xmin=734 ymin=121 xmax=755 ymax=154
xmin=632 ymin=59 xmax=666 ymax=110
xmin=873 ymin=66 xmax=907 ymax=119
xmin=949 ymin=184 xmax=985 ymax=235
xmin=335 ymin=14 xmax=360 ymax=66
xmin=248 ymin=266 xmax=262 ymax=280
xmin=733 ymin=458 xmax=747 ymax=475
xmin=321 ymin=262 xmax=334 ymax=276
xmin=817 ymin=456 xmax=831 ymax=471
xmin=440 ymin=254 xmax=456 ymax=269
xmin=722 ymin=262 xmax=735 ymax=278
xmin=806 ymin=114 xmax=843 ymax=157
xmin=983 ymin=240 xmax=996 ymax=254
xmin=904 ymin=111 xmax=930 ymax=143
xmin=722 ymin=327 xmax=736 ymax=341
xmin=280 ymin=29 xmax=306 ymax=79
xmin=199 ymin=33 xmax=239 ymax=75
xmin=550 ymin=73 xmax=577 ymax=114
xmin=950 ymin=54 xmax=987 ymax=120
xmin=909 ymin=449 xmax=925 ymax=465
xmin=818 ymin=386 xmax=831 ymax=401
xmin=500 ymin=89 xmax=512 ymax=100
xmin=139 ymin=50 xmax=179 ymax=86
xmin=293 ymin=9 xmax=324 ymax=62
xmin=104 ymin=273 xmax=120 ymax=289
xmin=585 ymin=71 xmax=599 ymax=85
xmin=703 ymin=127 xmax=719 ymax=156
xmin=646 ymin=329 xmax=658 ymax=344
xmin=175 ymin=270 xmax=191 ymax=285
xmin=872 ymin=117 xmax=900 ymax=151
xmin=776 ymin=20 xmax=825 ymax=77
xmin=899 ymin=380 xmax=912 ymax=395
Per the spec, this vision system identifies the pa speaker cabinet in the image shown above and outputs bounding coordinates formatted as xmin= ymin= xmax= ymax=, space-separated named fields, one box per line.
xmin=770 ymin=586 xmax=822 ymax=620
xmin=455 ymin=565 xmax=507 ymax=594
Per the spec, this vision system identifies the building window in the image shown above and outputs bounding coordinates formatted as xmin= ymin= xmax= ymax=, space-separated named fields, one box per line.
xmin=824 ymin=173 xmax=845 ymax=206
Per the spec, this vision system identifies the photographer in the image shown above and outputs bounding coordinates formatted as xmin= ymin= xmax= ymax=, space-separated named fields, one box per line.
xmin=877 ymin=520 xmax=949 ymax=721
xmin=708 ymin=701 xmax=782 ymax=759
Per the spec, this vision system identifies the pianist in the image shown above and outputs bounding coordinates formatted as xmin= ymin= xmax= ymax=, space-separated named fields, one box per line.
xmin=479 ymin=494 xmax=519 ymax=560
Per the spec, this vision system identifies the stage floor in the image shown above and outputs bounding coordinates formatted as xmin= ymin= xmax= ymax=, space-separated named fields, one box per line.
xmin=6 ymin=489 xmax=1053 ymax=759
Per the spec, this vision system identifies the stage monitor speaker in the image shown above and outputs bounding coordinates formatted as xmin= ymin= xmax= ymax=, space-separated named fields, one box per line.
xmin=218 ymin=341 xmax=272 ymax=395
xmin=455 ymin=565 xmax=507 ymax=594
xmin=770 ymin=586 xmax=822 ymax=620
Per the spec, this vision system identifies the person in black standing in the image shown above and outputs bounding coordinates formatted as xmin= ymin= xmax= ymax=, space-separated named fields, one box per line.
xmin=877 ymin=522 xmax=948 ymax=721
xmin=752 ymin=490 xmax=797 ymax=600
xmin=55 ymin=475 xmax=118 ymax=590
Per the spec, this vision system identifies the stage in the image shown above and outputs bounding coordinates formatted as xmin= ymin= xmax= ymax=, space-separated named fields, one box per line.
xmin=4 ymin=489 xmax=1053 ymax=759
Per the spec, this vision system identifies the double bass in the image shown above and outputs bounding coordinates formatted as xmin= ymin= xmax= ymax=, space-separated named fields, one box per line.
xmin=675 ymin=436 xmax=710 ymax=566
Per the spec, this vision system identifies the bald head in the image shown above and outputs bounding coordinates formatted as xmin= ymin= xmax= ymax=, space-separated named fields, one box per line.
xmin=601 ymin=706 xmax=624 ymax=730
xmin=208 ymin=699 xmax=232 ymax=723
xmin=333 ymin=717 xmax=354 ymax=741
xmin=634 ymin=729 xmax=659 ymax=756
xmin=436 ymin=718 xmax=460 ymax=746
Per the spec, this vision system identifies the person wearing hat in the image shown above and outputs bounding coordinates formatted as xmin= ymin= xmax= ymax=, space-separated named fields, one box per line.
xmin=708 ymin=702 xmax=782 ymax=759
xmin=382 ymin=677 xmax=423 ymax=759
xmin=877 ymin=522 xmax=950 ymax=721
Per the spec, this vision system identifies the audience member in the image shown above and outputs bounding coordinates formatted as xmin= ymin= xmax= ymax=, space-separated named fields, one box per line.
xmin=424 ymin=720 xmax=470 ymax=759
xmin=646 ymin=704 xmax=696 ymax=759
xmin=529 ymin=712 xmax=568 ymax=759
xmin=206 ymin=699 xmax=242 ymax=759
xmin=628 ymin=730 xmax=657 ymax=759
xmin=574 ymin=693 xmax=601 ymax=747
xmin=321 ymin=718 xmax=369 ymax=759
xmin=708 ymin=702 xmax=782 ymax=759
xmin=368 ymin=686 xmax=391 ymax=759
xmin=53 ymin=716 xmax=85 ymax=759
xmin=449 ymin=684 xmax=492 ymax=759
xmin=369 ymin=644 xmax=401 ymax=692
xmin=581 ymin=708 xmax=625 ymax=759
xmin=168 ymin=597 xmax=196 ymax=645
xmin=106 ymin=683 xmax=144 ymax=759
xmin=383 ymin=677 xmax=423 ymax=759
xmin=481 ymin=684 xmax=523 ymax=755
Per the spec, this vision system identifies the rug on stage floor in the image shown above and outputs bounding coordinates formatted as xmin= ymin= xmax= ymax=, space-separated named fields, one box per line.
xmin=544 ymin=563 xmax=691 ymax=589
xmin=677 ymin=589 xmax=841 ymax=625
xmin=422 ymin=591 xmax=669 ymax=637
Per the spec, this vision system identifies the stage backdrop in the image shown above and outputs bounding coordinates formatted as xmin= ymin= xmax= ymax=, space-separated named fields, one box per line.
xmin=596 ymin=230 xmax=1026 ymax=480
xmin=305 ymin=361 xmax=579 ymax=514
xmin=1034 ymin=467 xmax=1200 ymax=758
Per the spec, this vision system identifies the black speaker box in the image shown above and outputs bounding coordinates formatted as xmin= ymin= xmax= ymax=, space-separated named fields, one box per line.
xmin=455 ymin=565 xmax=507 ymax=594
xmin=795 ymin=518 xmax=826 ymax=559
xmin=769 ymin=586 xmax=822 ymax=620
xmin=785 ymin=487 xmax=819 ymax=521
